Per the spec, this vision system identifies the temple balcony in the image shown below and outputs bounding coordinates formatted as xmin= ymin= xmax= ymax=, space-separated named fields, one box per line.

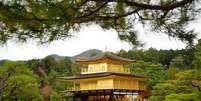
xmin=81 ymin=63 xmax=131 ymax=74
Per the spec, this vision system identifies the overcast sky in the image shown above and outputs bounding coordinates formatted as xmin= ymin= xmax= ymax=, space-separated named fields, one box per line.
xmin=0 ymin=17 xmax=201 ymax=61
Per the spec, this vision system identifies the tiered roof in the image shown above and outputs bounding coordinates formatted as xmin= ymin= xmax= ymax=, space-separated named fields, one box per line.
xmin=76 ymin=52 xmax=135 ymax=64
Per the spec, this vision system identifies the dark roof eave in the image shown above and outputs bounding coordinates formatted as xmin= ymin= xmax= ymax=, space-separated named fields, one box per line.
xmin=62 ymin=72 xmax=148 ymax=80
xmin=75 ymin=59 xmax=135 ymax=64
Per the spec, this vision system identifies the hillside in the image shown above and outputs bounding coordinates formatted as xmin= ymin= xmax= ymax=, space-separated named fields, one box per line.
xmin=46 ymin=49 xmax=103 ymax=62
xmin=0 ymin=49 xmax=103 ymax=65
xmin=0 ymin=59 xmax=9 ymax=66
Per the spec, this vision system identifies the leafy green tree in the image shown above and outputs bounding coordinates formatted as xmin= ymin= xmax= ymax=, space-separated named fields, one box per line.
xmin=50 ymin=91 xmax=63 ymax=101
xmin=4 ymin=75 xmax=43 ymax=101
xmin=57 ymin=57 xmax=72 ymax=75
xmin=118 ymin=49 xmax=145 ymax=61
xmin=0 ymin=61 xmax=43 ymax=101
xmin=145 ymin=63 xmax=167 ymax=89
xmin=0 ymin=0 xmax=199 ymax=45
xmin=169 ymin=55 xmax=188 ymax=69
xmin=144 ymin=48 xmax=159 ymax=63
xmin=42 ymin=56 xmax=57 ymax=73
xmin=150 ymin=83 xmax=177 ymax=101
xmin=118 ymin=48 xmax=192 ymax=67
xmin=71 ymin=63 xmax=81 ymax=75
xmin=164 ymin=93 xmax=201 ymax=101
xmin=150 ymin=69 xmax=201 ymax=101
xmin=125 ymin=61 xmax=167 ymax=89
xmin=157 ymin=49 xmax=180 ymax=66
xmin=26 ymin=59 xmax=43 ymax=71
xmin=27 ymin=57 xmax=76 ymax=96
xmin=166 ymin=67 xmax=179 ymax=79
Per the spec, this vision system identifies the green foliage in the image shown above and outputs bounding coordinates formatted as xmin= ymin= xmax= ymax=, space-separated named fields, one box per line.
xmin=150 ymin=69 xmax=201 ymax=101
xmin=0 ymin=57 xmax=78 ymax=101
xmin=150 ymin=83 xmax=177 ymax=101
xmin=42 ymin=56 xmax=57 ymax=73
xmin=192 ymin=39 xmax=201 ymax=69
xmin=164 ymin=93 xmax=201 ymax=101
xmin=50 ymin=91 xmax=63 ymax=101
xmin=118 ymin=48 xmax=193 ymax=67
xmin=4 ymin=75 xmax=43 ymax=101
xmin=145 ymin=64 xmax=167 ymax=88
xmin=166 ymin=67 xmax=179 ymax=79
xmin=0 ymin=61 xmax=43 ymax=101
xmin=169 ymin=55 xmax=188 ymax=69
xmin=71 ymin=63 xmax=81 ymax=75
xmin=125 ymin=61 xmax=167 ymax=89
xmin=118 ymin=49 xmax=145 ymax=61
xmin=27 ymin=56 xmax=76 ymax=91
xmin=56 ymin=57 xmax=72 ymax=75
xmin=0 ymin=61 xmax=37 ymax=77
xmin=0 ymin=0 xmax=199 ymax=45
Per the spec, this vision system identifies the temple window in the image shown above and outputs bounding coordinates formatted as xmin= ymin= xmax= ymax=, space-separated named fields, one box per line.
xmin=89 ymin=65 xmax=95 ymax=72
xmin=100 ymin=63 xmax=106 ymax=71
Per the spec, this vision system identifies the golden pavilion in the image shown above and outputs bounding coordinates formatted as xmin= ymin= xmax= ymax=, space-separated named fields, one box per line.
xmin=62 ymin=52 xmax=148 ymax=101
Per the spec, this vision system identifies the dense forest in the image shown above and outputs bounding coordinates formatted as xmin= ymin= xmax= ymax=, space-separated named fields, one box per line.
xmin=1 ymin=40 xmax=201 ymax=101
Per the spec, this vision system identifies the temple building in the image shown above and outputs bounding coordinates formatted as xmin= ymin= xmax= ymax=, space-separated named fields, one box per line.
xmin=62 ymin=52 xmax=148 ymax=101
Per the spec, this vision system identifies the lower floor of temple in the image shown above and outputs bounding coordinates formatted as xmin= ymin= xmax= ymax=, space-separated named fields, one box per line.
xmin=64 ymin=89 xmax=148 ymax=101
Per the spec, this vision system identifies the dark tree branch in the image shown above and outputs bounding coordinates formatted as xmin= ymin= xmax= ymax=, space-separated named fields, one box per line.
xmin=76 ymin=0 xmax=108 ymax=19
xmin=123 ymin=0 xmax=194 ymax=11
xmin=160 ymin=11 xmax=169 ymax=19
xmin=74 ymin=8 xmax=141 ymax=23
xmin=114 ymin=8 xmax=142 ymax=19
xmin=137 ymin=12 xmax=153 ymax=20
xmin=79 ymin=0 xmax=90 ymax=7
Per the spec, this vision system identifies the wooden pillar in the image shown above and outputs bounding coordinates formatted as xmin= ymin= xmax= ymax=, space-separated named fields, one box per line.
xmin=98 ymin=95 xmax=100 ymax=101
xmin=93 ymin=95 xmax=95 ymax=101
xmin=108 ymin=94 xmax=113 ymax=101
xmin=73 ymin=81 xmax=75 ymax=91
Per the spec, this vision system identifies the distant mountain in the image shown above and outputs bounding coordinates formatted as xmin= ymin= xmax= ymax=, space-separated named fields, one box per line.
xmin=0 ymin=59 xmax=9 ymax=66
xmin=0 ymin=49 xmax=103 ymax=63
xmin=46 ymin=49 xmax=103 ymax=62
xmin=73 ymin=49 xmax=102 ymax=59
xmin=47 ymin=54 xmax=69 ymax=61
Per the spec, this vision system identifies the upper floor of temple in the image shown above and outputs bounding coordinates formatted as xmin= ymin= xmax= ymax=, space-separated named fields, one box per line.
xmin=76 ymin=52 xmax=135 ymax=74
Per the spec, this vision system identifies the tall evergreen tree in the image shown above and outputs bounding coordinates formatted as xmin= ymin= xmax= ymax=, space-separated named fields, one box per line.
xmin=192 ymin=39 xmax=201 ymax=69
